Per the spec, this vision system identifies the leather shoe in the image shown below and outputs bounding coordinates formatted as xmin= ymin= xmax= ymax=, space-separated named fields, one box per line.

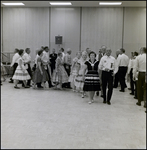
xmin=101 ymin=95 xmax=103 ymax=98
xmin=38 ymin=86 xmax=43 ymax=88
xmin=107 ymin=101 xmax=111 ymax=105
xmin=113 ymin=86 xmax=117 ymax=88
xmin=14 ymin=86 xmax=20 ymax=89
xmin=134 ymin=97 xmax=137 ymax=99
xmin=103 ymin=100 xmax=106 ymax=104
xmin=136 ymin=102 xmax=141 ymax=106
xmin=24 ymin=86 xmax=30 ymax=88
xmin=130 ymin=93 xmax=134 ymax=95
xmin=9 ymin=80 xmax=13 ymax=83
xmin=119 ymin=90 xmax=124 ymax=92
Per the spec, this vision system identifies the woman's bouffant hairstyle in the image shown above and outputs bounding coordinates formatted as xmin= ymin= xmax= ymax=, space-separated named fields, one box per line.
xmin=38 ymin=49 xmax=44 ymax=56
xmin=18 ymin=49 xmax=24 ymax=56
xmin=89 ymin=51 xmax=96 ymax=57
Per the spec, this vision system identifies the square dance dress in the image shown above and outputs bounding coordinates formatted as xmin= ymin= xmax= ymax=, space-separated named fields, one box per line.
xmin=12 ymin=57 xmax=31 ymax=81
xmin=83 ymin=59 xmax=101 ymax=91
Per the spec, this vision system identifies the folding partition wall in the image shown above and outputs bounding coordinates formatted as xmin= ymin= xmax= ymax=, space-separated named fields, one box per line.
xmin=1 ymin=7 xmax=146 ymax=61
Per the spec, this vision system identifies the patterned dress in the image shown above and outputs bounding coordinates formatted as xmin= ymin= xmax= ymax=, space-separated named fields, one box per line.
xmin=83 ymin=59 xmax=101 ymax=91
xmin=74 ymin=59 xmax=87 ymax=90
xmin=68 ymin=57 xmax=79 ymax=83
xmin=32 ymin=57 xmax=49 ymax=83
xmin=56 ymin=57 xmax=68 ymax=83
xmin=12 ymin=57 xmax=31 ymax=80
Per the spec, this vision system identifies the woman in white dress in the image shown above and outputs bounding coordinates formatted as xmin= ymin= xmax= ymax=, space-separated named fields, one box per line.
xmin=69 ymin=51 xmax=81 ymax=91
xmin=12 ymin=49 xmax=31 ymax=89
xmin=74 ymin=51 xmax=88 ymax=97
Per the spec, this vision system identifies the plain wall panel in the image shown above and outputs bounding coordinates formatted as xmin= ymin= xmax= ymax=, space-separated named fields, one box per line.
xmin=2 ymin=8 xmax=50 ymax=61
xmin=123 ymin=7 xmax=146 ymax=57
xmin=81 ymin=8 xmax=123 ymax=57
xmin=50 ymin=8 xmax=81 ymax=59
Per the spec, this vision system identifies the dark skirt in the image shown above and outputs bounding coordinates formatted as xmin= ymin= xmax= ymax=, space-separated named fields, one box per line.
xmin=83 ymin=70 xmax=101 ymax=91
xmin=32 ymin=66 xmax=49 ymax=83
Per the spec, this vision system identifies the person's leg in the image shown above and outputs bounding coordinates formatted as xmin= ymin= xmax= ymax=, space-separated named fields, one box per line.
xmin=143 ymin=82 xmax=146 ymax=108
xmin=88 ymin=91 xmax=95 ymax=104
xmin=119 ymin=67 xmax=125 ymax=91
xmin=23 ymin=80 xmax=30 ymax=88
xmin=107 ymin=73 xmax=113 ymax=104
xmin=14 ymin=80 xmax=19 ymax=86
xmin=130 ymin=69 xmax=134 ymax=94
xmin=102 ymin=71 xmax=107 ymax=103
xmin=137 ymin=73 xmax=144 ymax=105
xmin=124 ymin=67 xmax=128 ymax=88
xmin=27 ymin=64 xmax=32 ymax=86
xmin=9 ymin=63 xmax=18 ymax=83
xmin=113 ymin=72 xmax=119 ymax=88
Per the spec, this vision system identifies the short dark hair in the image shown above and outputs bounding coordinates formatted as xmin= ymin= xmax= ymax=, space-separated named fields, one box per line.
xmin=61 ymin=48 xmax=64 ymax=52
xmin=120 ymin=48 xmax=125 ymax=53
xmin=142 ymin=47 xmax=146 ymax=53
xmin=134 ymin=51 xmax=138 ymax=56
xmin=25 ymin=48 xmax=30 ymax=52
xmin=44 ymin=46 xmax=49 ymax=50
xmin=89 ymin=51 xmax=96 ymax=57
xmin=38 ymin=50 xmax=43 ymax=56
xmin=18 ymin=49 xmax=24 ymax=56
xmin=15 ymin=48 xmax=19 ymax=53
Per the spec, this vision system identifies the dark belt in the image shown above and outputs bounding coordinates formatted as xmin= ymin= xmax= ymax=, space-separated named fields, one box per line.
xmin=103 ymin=70 xmax=113 ymax=73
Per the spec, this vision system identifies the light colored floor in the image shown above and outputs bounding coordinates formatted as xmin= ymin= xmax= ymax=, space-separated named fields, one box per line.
xmin=1 ymin=78 xmax=146 ymax=149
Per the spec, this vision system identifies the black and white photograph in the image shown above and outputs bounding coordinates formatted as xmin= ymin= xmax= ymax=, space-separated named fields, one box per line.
xmin=1 ymin=1 xmax=146 ymax=149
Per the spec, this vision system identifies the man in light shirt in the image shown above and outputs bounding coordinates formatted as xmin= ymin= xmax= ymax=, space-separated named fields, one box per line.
xmin=97 ymin=45 xmax=107 ymax=97
xmin=99 ymin=48 xmax=118 ymax=105
xmin=22 ymin=48 xmax=32 ymax=87
xmin=127 ymin=52 xmax=136 ymax=95
xmin=117 ymin=48 xmax=129 ymax=92
xmin=41 ymin=46 xmax=53 ymax=88
xmin=113 ymin=49 xmax=121 ymax=88
xmin=133 ymin=47 xmax=146 ymax=107
xmin=9 ymin=48 xmax=20 ymax=83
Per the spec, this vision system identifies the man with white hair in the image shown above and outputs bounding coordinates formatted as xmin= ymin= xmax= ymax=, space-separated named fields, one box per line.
xmin=97 ymin=45 xmax=107 ymax=97
xmin=99 ymin=48 xmax=118 ymax=105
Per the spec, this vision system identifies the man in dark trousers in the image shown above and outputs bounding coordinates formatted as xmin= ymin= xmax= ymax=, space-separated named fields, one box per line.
xmin=117 ymin=48 xmax=129 ymax=92
xmin=113 ymin=49 xmax=121 ymax=88
xmin=22 ymin=48 xmax=32 ymax=87
xmin=50 ymin=48 xmax=57 ymax=75
xmin=99 ymin=48 xmax=118 ymax=105
xmin=133 ymin=47 xmax=146 ymax=107
xmin=41 ymin=46 xmax=53 ymax=88
xmin=9 ymin=48 xmax=20 ymax=83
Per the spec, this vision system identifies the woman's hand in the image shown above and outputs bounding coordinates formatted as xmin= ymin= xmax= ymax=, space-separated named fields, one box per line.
xmin=40 ymin=71 xmax=43 ymax=75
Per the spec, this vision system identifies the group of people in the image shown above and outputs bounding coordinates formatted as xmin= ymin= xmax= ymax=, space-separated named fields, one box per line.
xmin=2 ymin=45 xmax=146 ymax=110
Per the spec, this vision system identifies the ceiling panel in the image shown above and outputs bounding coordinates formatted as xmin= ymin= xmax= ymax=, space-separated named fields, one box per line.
xmin=1 ymin=1 xmax=146 ymax=7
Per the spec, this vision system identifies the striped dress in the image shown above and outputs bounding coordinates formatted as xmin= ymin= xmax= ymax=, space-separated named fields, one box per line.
xmin=12 ymin=57 xmax=31 ymax=81
xmin=83 ymin=60 xmax=101 ymax=91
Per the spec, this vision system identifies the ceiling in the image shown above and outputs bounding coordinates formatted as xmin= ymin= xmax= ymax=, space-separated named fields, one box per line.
xmin=1 ymin=1 xmax=146 ymax=7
